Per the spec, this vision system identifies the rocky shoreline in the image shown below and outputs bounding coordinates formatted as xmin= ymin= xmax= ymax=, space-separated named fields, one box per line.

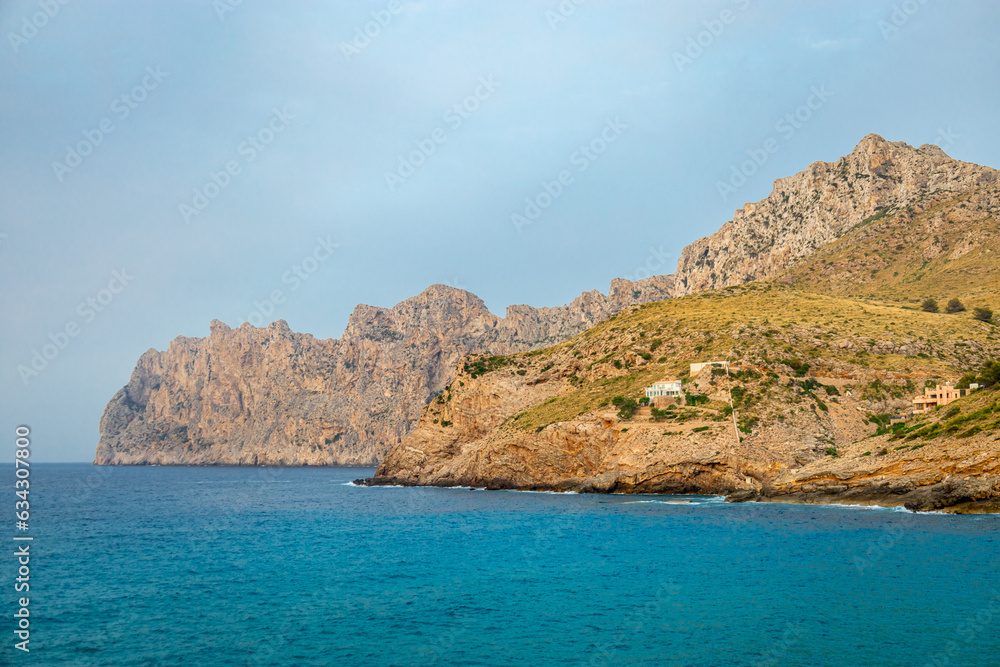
xmin=356 ymin=466 xmax=1000 ymax=515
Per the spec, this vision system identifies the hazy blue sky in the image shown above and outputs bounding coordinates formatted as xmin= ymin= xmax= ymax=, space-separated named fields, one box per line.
xmin=3 ymin=0 xmax=999 ymax=461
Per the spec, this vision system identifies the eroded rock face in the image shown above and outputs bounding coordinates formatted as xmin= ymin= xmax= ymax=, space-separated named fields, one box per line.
xmin=742 ymin=417 xmax=1000 ymax=514
xmin=95 ymin=277 xmax=674 ymax=466
xmin=672 ymin=134 xmax=999 ymax=296
xmin=365 ymin=282 xmax=1000 ymax=512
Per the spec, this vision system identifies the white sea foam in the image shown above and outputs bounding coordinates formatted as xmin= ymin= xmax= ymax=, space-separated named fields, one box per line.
xmin=503 ymin=489 xmax=578 ymax=495
xmin=819 ymin=502 xmax=951 ymax=515
xmin=623 ymin=496 xmax=726 ymax=506
xmin=345 ymin=482 xmax=409 ymax=488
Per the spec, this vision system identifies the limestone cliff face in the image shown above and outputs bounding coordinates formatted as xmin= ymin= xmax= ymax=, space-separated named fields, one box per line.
xmin=672 ymin=134 xmax=999 ymax=296
xmin=741 ymin=387 xmax=1000 ymax=514
xmin=500 ymin=277 xmax=675 ymax=348
xmin=95 ymin=276 xmax=674 ymax=465
xmin=369 ymin=285 xmax=1000 ymax=512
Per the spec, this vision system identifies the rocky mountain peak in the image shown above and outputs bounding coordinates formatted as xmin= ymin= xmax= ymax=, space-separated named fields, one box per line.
xmin=97 ymin=275 xmax=674 ymax=466
xmin=673 ymin=135 xmax=998 ymax=296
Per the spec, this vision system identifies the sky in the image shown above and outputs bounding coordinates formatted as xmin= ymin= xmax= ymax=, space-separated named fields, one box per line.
xmin=2 ymin=0 xmax=999 ymax=462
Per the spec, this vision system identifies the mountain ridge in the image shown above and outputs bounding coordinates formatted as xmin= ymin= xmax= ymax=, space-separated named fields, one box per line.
xmin=97 ymin=134 xmax=1000 ymax=473
xmin=95 ymin=276 xmax=673 ymax=465
xmin=672 ymin=133 xmax=998 ymax=296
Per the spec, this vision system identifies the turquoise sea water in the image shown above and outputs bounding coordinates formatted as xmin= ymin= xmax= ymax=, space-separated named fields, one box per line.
xmin=2 ymin=464 xmax=999 ymax=666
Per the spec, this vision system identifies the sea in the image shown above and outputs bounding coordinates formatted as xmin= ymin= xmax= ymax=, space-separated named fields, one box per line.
xmin=2 ymin=464 xmax=998 ymax=666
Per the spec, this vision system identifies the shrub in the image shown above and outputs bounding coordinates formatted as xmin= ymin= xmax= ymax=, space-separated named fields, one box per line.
xmin=972 ymin=307 xmax=994 ymax=323
xmin=464 ymin=355 xmax=511 ymax=378
xmin=639 ymin=396 xmax=650 ymax=405
xmin=945 ymin=298 xmax=966 ymax=313
xmin=650 ymin=408 xmax=672 ymax=421
xmin=976 ymin=360 xmax=1000 ymax=388
xmin=612 ymin=396 xmax=639 ymax=419
xmin=780 ymin=358 xmax=811 ymax=377
xmin=921 ymin=298 xmax=939 ymax=313
xmin=825 ymin=447 xmax=838 ymax=457
xmin=956 ymin=373 xmax=977 ymax=390
xmin=824 ymin=384 xmax=840 ymax=396
xmin=737 ymin=415 xmax=759 ymax=434
xmin=799 ymin=378 xmax=821 ymax=392
xmin=684 ymin=392 xmax=710 ymax=406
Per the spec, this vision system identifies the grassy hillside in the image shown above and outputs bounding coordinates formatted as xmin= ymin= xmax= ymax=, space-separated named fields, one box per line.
xmin=879 ymin=385 xmax=1000 ymax=443
xmin=457 ymin=282 xmax=1000 ymax=435
xmin=781 ymin=184 xmax=1000 ymax=310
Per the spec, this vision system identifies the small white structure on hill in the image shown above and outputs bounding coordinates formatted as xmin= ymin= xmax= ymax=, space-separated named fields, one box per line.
xmin=690 ymin=360 xmax=729 ymax=376
xmin=645 ymin=379 xmax=683 ymax=400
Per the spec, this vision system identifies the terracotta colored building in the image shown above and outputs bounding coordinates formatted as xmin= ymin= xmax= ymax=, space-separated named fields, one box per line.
xmin=911 ymin=384 xmax=978 ymax=413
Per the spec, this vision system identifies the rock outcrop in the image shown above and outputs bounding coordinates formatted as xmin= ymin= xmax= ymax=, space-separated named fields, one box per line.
xmin=98 ymin=133 xmax=1000 ymax=485
xmin=672 ymin=134 xmax=999 ymax=296
xmin=367 ymin=284 xmax=1000 ymax=513
xmin=95 ymin=276 xmax=673 ymax=465
xmin=736 ymin=386 xmax=1000 ymax=513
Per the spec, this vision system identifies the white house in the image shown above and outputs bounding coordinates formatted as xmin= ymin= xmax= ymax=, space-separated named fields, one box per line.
xmin=645 ymin=379 xmax=683 ymax=399
xmin=690 ymin=360 xmax=729 ymax=376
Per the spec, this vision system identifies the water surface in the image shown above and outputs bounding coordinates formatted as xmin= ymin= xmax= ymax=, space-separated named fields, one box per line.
xmin=2 ymin=464 xmax=997 ymax=666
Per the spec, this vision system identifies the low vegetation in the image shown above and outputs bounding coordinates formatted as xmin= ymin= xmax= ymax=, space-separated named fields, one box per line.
xmin=491 ymin=284 xmax=1000 ymax=434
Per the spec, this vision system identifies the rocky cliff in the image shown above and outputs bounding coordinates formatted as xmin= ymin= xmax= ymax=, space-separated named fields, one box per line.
xmin=672 ymin=134 xmax=999 ymax=296
xmin=778 ymin=178 xmax=1000 ymax=310
xmin=737 ymin=385 xmax=1000 ymax=513
xmin=95 ymin=276 xmax=673 ymax=465
xmin=368 ymin=284 xmax=1000 ymax=512
xmin=98 ymin=133 xmax=1000 ymax=475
